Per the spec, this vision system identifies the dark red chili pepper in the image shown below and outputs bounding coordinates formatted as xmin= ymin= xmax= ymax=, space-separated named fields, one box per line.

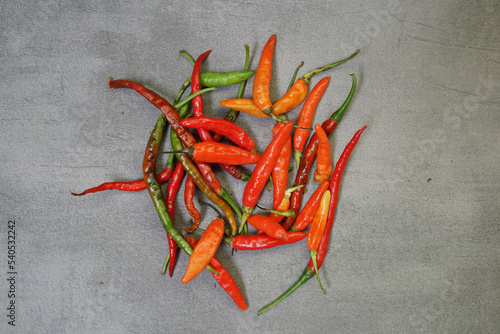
xmin=258 ymin=126 xmax=366 ymax=315
xmin=225 ymin=231 xmax=307 ymax=250
xmin=290 ymin=180 xmax=329 ymax=232
xmin=185 ymin=237 xmax=248 ymax=311
xmin=293 ymin=77 xmax=330 ymax=167
xmin=183 ymin=175 xmax=201 ymax=234
xmin=271 ymin=122 xmax=292 ymax=210
xmin=240 ymin=121 xmax=294 ymax=231
xmin=180 ymin=116 xmax=256 ymax=152
xmin=282 ymin=73 xmax=357 ymax=231
xmin=165 ymin=161 xmax=184 ymax=277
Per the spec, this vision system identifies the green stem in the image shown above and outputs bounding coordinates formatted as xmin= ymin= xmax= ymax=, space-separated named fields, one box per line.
xmin=310 ymin=250 xmax=327 ymax=294
xmin=303 ymin=49 xmax=360 ymax=85
xmin=162 ymin=252 xmax=170 ymax=275
xmin=257 ymin=267 xmax=315 ymax=315
xmin=288 ymin=61 xmax=304 ymax=90
xmin=173 ymin=87 xmax=215 ymax=110
xmin=180 ymin=50 xmax=196 ymax=65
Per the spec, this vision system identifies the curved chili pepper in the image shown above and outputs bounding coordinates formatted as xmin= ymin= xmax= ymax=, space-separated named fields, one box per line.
xmin=165 ymin=161 xmax=184 ymax=277
xmin=313 ymin=124 xmax=332 ymax=183
xmin=163 ymin=142 xmax=261 ymax=165
xmin=185 ymin=237 xmax=248 ymax=311
xmin=142 ymin=116 xmax=217 ymax=274
xmin=183 ymin=175 xmax=201 ymax=233
xmin=225 ymin=231 xmax=307 ymax=250
xmin=253 ymin=35 xmax=276 ymax=117
xmin=199 ymin=71 xmax=253 ymax=87
xmin=180 ymin=117 xmax=256 ymax=152
xmin=257 ymin=126 xmax=366 ymax=315
xmin=182 ymin=217 xmax=225 ymax=284
xmin=247 ymin=215 xmax=288 ymax=241
xmin=170 ymin=125 xmax=238 ymax=236
xmin=290 ymin=180 xmax=329 ymax=232
xmin=307 ymin=190 xmax=331 ymax=294
xmin=293 ymin=77 xmax=330 ymax=167
xmin=267 ymin=185 xmax=304 ymax=223
xmin=282 ymin=73 xmax=357 ymax=231
xmin=219 ymin=98 xmax=268 ymax=118
xmin=271 ymin=123 xmax=292 ymax=210
xmin=108 ymin=79 xmax=241 ymax=233
xmin=240 ymin=121 xmax=294 ymax=231
xmin=272 ymin=50 xmax=359 ymax=116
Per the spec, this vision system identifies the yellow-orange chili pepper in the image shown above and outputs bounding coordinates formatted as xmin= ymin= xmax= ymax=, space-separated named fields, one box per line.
xmin=313 ymin=124 xmax=332 ymax=183
xmin=253 ymin=34 xmax=276 ymax=116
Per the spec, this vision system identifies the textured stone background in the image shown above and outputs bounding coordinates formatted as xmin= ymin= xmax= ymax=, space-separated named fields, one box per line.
xmin=1 ymin=1 xmax=499 ymax=333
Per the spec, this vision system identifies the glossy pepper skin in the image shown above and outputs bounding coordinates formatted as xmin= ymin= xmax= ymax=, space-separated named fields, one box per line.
xmin=178 ymin=142 xmax=261 ymax=165
xmin=247 ymin=215 xmax=288 ymax=241
xmin=271 ymin=122 xmax=292 ymax=209
xmin=180 ymin=116 xmax=256 ymax=152
xmin=185 ymin=237 xmax=248 ymax=311
xmin=183 ymin=175 xmax=201 ymax=233
xmin=240 ymin=121 xmax=294 ymax=231
xmin=253 ymin=35 xmax=276 ymax=115
xmin=293 ymin=77 xmax=330 ymax=167
xmin=313 ymin=124 xmax=333 ymax=183
xmin=268 ymin=185 xmax=303 ymax=223
xmin=182 ymin=218 xmax=225 ymax=284
xmin=258 ymin=126 xmax=366 ymax=315
xmin=282 ymin=73 xmax=357 ymax=231
xmin=199 ymin=71 xmax=254 ymax=88
xmin=290 ymin=180 xmax=329 ymax=232
xmin=226 ymin=232 xmax=307 ymax=250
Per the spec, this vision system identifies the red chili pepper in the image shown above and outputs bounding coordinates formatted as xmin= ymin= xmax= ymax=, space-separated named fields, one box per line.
xmin=180 ymin=117 xmax=256 ymax=152
xmin=247 ymin=215 xmax=288 ymax=241
xmin=164 ymin=142 xmax=261 ymax=165
xmin=253 ymin=35 xmax=276 ymax=117
xmin=271 ymin=122 xmax=291 ymax=210
xmin=182 ymin=217 xmax=225 ymax=284
xmin=70 ymin=157 xmax=175 ymax=196
xmin=258 ymin=126 xmax=366 ymax=315
xmin=165 ymin=161 xmax=185 ymax=277
xmin=281 ymin=73 xmax=357 ymax=231
xmin=313 ymin=124 xmax=332 ymax=183
xmin=226 ymin=231 xmax=307 ymax=250
xmin=240 ymin=121 xmax=294 ymax=231
xmin=307 ymin=190 xmax=331 ymax=294
xmin=185 ymin=237 xmax=248 ymax=311
xmin=183 ymin=175 xmax=201 ymax=233
xmin=290 ymin=180 xmax=329 ymax=232
xmin=293 ymin=77 xmax=330 ymax=167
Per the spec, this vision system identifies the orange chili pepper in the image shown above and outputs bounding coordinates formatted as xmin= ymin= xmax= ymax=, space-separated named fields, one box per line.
xmin=247 ymin=215 xmax=288 ymax=241
xmin=253 ymin=35 xmax=276 ymax=117
xmin=313 ymin=124 xmax=332 ymax=183
xmin=271 ymin=122 xmax=292 ymax=210
xmin=293 ymin=77 xmax=330 ymax=167
xmin=268 ymin=185 xmax=304 ymax=223
xmin=290 ymin=180 xmax=329 ymax=231
xmin=307 ymin=190 xmax=331 ymax=294
xmin=219 ymin=98 xmax=268 ymax=118
xmin=272 ymin=49 xmax=359 ymax=116
xmin=182 ymin=218 xmax=225 ymax=284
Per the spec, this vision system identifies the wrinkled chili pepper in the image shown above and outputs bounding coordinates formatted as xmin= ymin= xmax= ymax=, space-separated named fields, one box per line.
xmin=108 ymin=79 xmax=241 ymax=234
xmin=272 ymin=50 xmax=359 ymax=116
xmin=313 ymin=124 xmax=333 ymax=183
xmin=307 ymin=189 xmax=331 ymax=294
xmin=240 ymin=121 xmax=294 ymax=231
xmin=290 ymin=180 xmax=329 ymax=232
xmin=271 ymin=122 xmax=292 ymax=210
xmin=185 ymin=237 xmax=248 ymax=311
xmin=165 ymin=161 xmax=185 ymax=277
xmin=159 ymin=142 xmax=261 ymax=165
xmin=182 ymin=217 xmax=225 ymax=284
xmin=257 ymin=126 xmax=366 ymax=315
xmin=247 ymin=215 xmax=288 ymax=241
xmin=180 ymin=116 xmax=256 ymax=152
xmin=225 ymin=231 xmax=307 ymax=250
xmin=183 ymin=175 xmax=201 ymax=233
xmin=293 ymin=77 xmax=330 ymax=167
xmin=282 ymin=73 xmax=357 ymax=231
xmin=142 ymin=116 xmax=217 ymax=274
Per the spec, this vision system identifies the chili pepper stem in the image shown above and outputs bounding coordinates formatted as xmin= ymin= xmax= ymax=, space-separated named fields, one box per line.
xmin=261 ymin=107 xmax=287 ymax=123
xmin=294 ymin=150 xmax=302 ymax=170
xmin=257 ymin=267 xmax=315 ymax=315
xmin=162 ymin=252 xmax=170 ymax=275
xmin=239 ymin=206 xmax=254 ymax=234
xmin=302 ymin=49 xmax=360 ymax=84
xmin=310 ymin=250 xmax=327 ymax=294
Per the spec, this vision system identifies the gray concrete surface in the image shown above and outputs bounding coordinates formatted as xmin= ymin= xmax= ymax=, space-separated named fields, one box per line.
xmin=1 ymin=0 xmax=499 ymax=333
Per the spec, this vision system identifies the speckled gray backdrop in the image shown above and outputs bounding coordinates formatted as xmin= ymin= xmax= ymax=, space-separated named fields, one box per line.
xmin=1 ymin=0 xmax=499 ymax=333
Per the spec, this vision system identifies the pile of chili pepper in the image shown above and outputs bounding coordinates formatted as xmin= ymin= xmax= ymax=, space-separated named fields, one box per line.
xmin=72 ymin=35 xmax=367 ymax=314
